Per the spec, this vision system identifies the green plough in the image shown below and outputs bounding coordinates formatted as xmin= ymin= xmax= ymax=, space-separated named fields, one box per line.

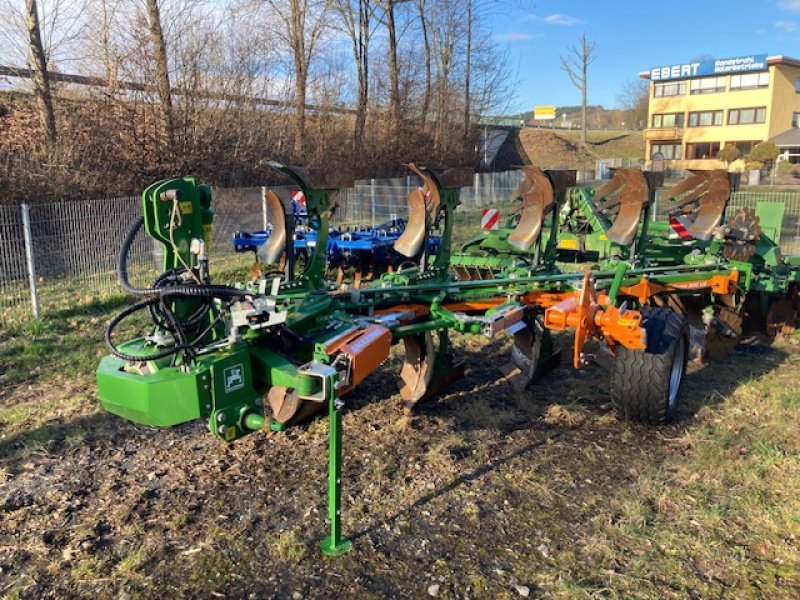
xmin=97 ymin=162 xmax=800 ymax=554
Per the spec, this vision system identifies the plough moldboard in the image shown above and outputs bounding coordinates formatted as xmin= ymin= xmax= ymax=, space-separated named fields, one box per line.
xmin=97 ymin=161 xmax=800 ymax=555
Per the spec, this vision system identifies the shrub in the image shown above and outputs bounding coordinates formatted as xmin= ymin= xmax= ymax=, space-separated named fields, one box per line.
xmin=744 ymin=161 xmax=763 ymax=172
xmin=749 ymin=142 xmax=780 ymax=165
xmin=717 ymin=145 xmax=742 ymax=165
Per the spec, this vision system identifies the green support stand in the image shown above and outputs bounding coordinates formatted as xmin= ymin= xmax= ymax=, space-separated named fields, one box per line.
xmin=319 ymin=376 xmax=352 ymax=556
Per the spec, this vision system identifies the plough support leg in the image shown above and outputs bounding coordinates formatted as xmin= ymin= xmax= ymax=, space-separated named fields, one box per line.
xmin=320 ymin=375 xmax=352 ymax=556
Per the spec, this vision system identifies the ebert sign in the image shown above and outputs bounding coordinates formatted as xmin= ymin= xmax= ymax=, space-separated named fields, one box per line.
xmin=650 ymin=54 xmax=768 ymax=81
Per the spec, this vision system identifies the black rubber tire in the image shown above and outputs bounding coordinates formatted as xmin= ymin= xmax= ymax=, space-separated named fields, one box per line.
xmin=610 ymin=307 xmax=689 ymax=425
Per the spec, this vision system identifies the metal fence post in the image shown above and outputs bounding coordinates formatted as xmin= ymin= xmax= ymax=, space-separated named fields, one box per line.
xmin=370 ymin=178 xmax=376 ymax=226
xmin=20 ymin=203 xmax=40 ymax=319
xmin=474 ymin=172 xmax=480 ymax=207
xmin=261 ymin=186 xmax=268 ymax=230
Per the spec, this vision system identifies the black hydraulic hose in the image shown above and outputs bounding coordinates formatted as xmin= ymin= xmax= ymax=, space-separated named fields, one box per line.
xmin=118 ymin=216 xmax=150 ymax=296
xmin=105 ymin=297 xmax=194 ymax=362
xmin=157 ymin=295 xmax=196 ymax=361
xmin=108 ymin=218 xmax=255 ymax=363
xmin=118 ymin=216 xmax=250 ymax=300
xmin=148 ymin=268 xmax=212 ymax=330
xmin=105 ymin=297 xmax=229 ymax=363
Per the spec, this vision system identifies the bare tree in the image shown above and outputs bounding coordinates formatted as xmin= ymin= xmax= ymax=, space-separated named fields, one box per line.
xmin=0 ymin=0 xmax=526 ymax=202
xmin=462 ymin=0 xmax=472 ymax=146
xmin=428 ymin=0 xmax=460 ymax=158
xmin=560 ymin=32 xmax=597 ymax=144
xmin=98 ymin=0 xmax=117 ymax=88
xmin=372 ymin=0 xmax=405 ymax=135
xmin=265 ymin=0 xmax=329 ymax=159
xmin=415 ymin=0 xmax=432 ymax=125
xmin=616 ymin=78 xmax=649 ymax=130
xmin=331 ymin=0 xmax=374 ymax=155
xmin=145 ymin=0 xmax=175 ymax=149
xmin=25 ymin=0 xmax=57 ymax=144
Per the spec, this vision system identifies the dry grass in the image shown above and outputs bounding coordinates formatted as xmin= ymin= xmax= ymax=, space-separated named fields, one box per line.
xmin=561 ymin=129 xmax=646 ymax=160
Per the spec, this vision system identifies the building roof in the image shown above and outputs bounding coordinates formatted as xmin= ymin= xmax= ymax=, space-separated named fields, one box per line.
xmin=770 ymin=128 xmax=800 ymax=147
xmin=767 ymin=55 xmax=800 ymax=69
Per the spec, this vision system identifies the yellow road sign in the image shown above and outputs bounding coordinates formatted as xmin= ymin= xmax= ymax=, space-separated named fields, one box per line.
xmin=533 ymin=105 xmax=556 ymax=120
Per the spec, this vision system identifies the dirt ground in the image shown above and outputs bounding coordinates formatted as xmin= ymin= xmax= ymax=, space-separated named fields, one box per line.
xmin=2 ymin=325 xmax=799 ymax=599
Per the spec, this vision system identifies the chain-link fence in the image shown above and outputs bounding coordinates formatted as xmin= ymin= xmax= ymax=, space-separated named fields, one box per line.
xmin=0 ymin=204 xmax=30 ymax=320
xmin=333 ymin=172 xmax=525 ymax=229
xmin=0 ymin=197 xmax=158 ymax=324
xmin=3 ymin=172 xmax=800 ymax=324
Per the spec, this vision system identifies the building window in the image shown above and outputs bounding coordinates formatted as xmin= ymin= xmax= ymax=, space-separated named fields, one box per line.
xmin=687 ymin=110 xmax=724 ymax=127
xmin=730 ymin=72 xmax=769 ymax=90
xmin=654 ymin=81 xmax=686 ymax=97
xmin=728 ymin=107 xmax=766 ymax=125
xmin=689 ymin=76 xmax=726 ymax=95
xmin=793 ymin=112 xmax=800 ymax=128
xmin=796 ymin=78 xmax=800 ymax=93
xmin=651 ymin=113 xmax=685 ymax=128
xmin=685 ymin=142 xmax=720 ymax=160
xmin=651 ymin=142 xmax=682 ymax=159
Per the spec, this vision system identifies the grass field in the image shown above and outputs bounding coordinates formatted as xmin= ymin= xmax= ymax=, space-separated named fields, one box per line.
xmin=1 ymin=278 xmax=799 ymax=598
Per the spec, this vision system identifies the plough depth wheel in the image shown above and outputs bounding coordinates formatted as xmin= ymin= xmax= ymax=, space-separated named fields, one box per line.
xmin=610 ymin=307 xmax=689 ymax=425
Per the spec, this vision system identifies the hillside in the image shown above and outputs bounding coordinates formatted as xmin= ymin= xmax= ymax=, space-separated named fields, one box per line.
xmin=561 ymin=129 xmax=645 ymax=160
xmin=516 ymin=128 xmax=644 ymax=169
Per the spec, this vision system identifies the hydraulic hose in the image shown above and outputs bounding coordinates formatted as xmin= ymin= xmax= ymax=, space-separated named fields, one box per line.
xmin=105 ymin=296 xmax=231 ymax=363
xmin=118 ymin=217 xmax=250 ymax=301
xmin=107 ymin=216 xmax=255 ymax=363
xmin=104 ymin=297 xmax=194 ymax=362
xmin=148 ymin=269 xmax=213 ymax=331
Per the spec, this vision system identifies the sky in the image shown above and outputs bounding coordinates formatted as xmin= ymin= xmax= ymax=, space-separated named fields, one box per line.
xmin=492 ymin=0 xmax=800 ymax=112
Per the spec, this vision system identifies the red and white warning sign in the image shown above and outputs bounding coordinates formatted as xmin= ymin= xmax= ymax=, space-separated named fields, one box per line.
xmin=291 ymin=190 xmax=306 ymax=207
xmin=668 ymin=214 xmax=694 ymax=240
xmin=481 ymin=208 xmax=500 ymax=230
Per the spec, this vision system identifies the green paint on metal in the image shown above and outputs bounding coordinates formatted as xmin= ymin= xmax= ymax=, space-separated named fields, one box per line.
xmin=206 ymin=346 xmax=260 ymax=442
xmin=320 ymin=373 xmax=352 ymax=556
xmin=97 ymin=165 xmax=800 ymax=558
xmin=265 ymin=162 xmax=337 ymax=293
xmin=244 ymin=411 xmax=266 ymax=431
xmin=97 ymin=352 xmax=210 ymax=427
xmin=141 ymin=177 xmax=212 ymax=271
xmin=607 ymin=262 xmax=629 ymax=306
xmin=755 ymin=201 xmax=786 ymax=244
